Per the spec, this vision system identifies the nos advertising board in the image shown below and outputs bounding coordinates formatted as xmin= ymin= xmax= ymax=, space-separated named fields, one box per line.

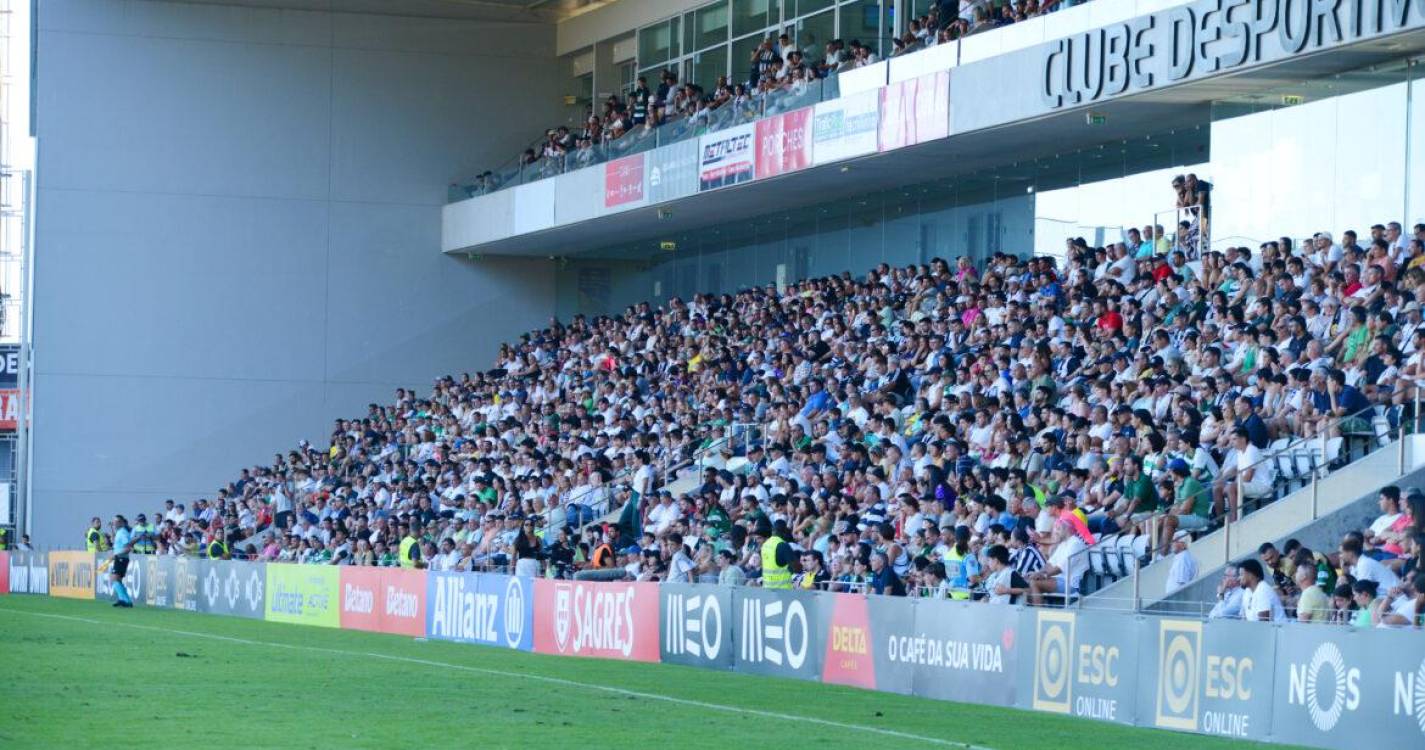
xmin=812 ymin=89 xmax=879 ymax=166
xmin=425 ymin=571 xmax=533 ymax=650
xmin=1020 ymin=609 xmax=1137 ymax=724
xmin=1140 ymin=617 xmax=1274 ymax=742
xmin=659 ymin=583 xmax=734 ymax=669
xmin=879 ymin=71 xmax=950 ymax=151
xmin=264 ymin=563 xmax=338 ymax=628
xmin=533 ymin=579 xmax=659 ymax=662
xmin=754 ymin=107 xmax=812 ymax=179
xmin=200 ymin=559 xmax=267 ymax=619
xmin=698 ymin=123 xmax=755 ymax=192
xmin=732 ymin=588 xmax=825 ymax=681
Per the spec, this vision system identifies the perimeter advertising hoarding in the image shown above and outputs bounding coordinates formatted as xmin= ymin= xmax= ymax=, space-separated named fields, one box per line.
xmin=142 ymin=556 xmax=174 ymax=608
xmin=811 ymin=89 xmax=879 ymax=166
xmin=697 ymin=122 xmax=755 ymax=192
xmin=48 ymin=550 xmax=95 ymax=600
xmin=820 ymin=592 xmax=909 ymax=693
xmin=7 ymin=550 xmax=46 ymax=594
xmin=603 ymin=153 xmax=647 ymax=209
xmin=754 ymin=107 xmax=812 ymax=180
xmin=425 ymin=571 xmax=533 ymax=650
xmin=1020 ymin=608 xmax=1137 ymax=724
xmin=1139 ymin=617 xmax=1274 ymax=742
xmin=0 ymin=551 xmax=7 ymax=594
xmin=732 ymin=587 xmax=825 ymax=681
xmin=1270 ymin=623 xmax=1425 ymax=750
xmin=909 ymin=599 xmax=1018 ymax=706
xmin=264 ymin=563 xmax=338 ymax=628
xmin=878 ymin=70 xmax=950 ymax=151
xmin=644 ymin=139 xmax=699 ymax=203
xmin=201 ymin=560 xmax=267 ymax=619
xmin=172 ymin=557 xmax=200 ymax=611
xmin=532 ymin=579 xmax=659 ymax=662
xmin=659 ymin=583 xmax=734 ymax=670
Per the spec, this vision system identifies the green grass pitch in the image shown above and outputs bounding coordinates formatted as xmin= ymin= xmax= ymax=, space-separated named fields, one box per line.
xmin=0 ymin=596 xmax=1296 ymax=749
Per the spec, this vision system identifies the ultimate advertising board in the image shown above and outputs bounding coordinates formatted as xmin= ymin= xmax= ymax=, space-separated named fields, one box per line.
xmin=644 ymin=139 xmax=699 ymax=203
xmin=754 ymin=107 xmax=812 ymax=180
xmin=603 ymin=154 xmax=646 ymax=210
xmin=811 ymin=89 xmax=879 ymax=166
xmin=697 ymin=123 xmax=755 ymax=192
xmin=878 ymin=70 xmax=950 ymax=151
xmin=532 ymin=579 xmax=659 ymax=662
xmin=265 ymin=563 xmax=339 ymax=628
xmin=425 ymin=570 xmax=532 ymax=650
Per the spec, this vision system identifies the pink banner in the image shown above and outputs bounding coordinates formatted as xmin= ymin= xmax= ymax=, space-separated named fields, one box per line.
xmin=878 ymin=71 xmax=950 ymax=152
xmin=755 ymin=107 xmax=813 ymax=179
xmin=604 ymin=154 xmax=646 ymax=208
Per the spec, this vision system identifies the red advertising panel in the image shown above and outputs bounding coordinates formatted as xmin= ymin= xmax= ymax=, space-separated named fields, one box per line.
xmin=755 ymin=107 xmax=813 ymax=179
xmin=603 ymin=154 xmax=646 ymax=208
xmin=378 ymin=568 xmax=426 ymax=637
xmin=533 ymin=578 xmax=659 ymax=662
xmin=0 ymin=389 xmax=24 ymax=431
xmin=339 ymin=567 xmax=383 ymax=632
xmin=878 ymin=71 xmax=950 ymax=152
xmin=0 ymin=551 xmax=9 ymax=594
xmin=339 ymin=567 xmax=425 ymax=635
xmin=822 ymin=593 xmax=875 ymax=689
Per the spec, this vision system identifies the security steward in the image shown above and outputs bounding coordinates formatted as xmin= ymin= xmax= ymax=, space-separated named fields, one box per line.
xmin=85 ymin=517 xmax=106 ymax=551
xmin=207 ymin=527 xmax=230 ymax=560
xmin=754 ymin=518 xmax=796 ymax=589
xmin=398 ymin=522 xmax=422 ymax=568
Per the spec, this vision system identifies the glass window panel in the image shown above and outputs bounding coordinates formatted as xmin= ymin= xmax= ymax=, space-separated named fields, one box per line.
xmin=695 ymin=3 xmax=731 ymax=50
xmin=693 ymin=45 xmax=729 ymax=88
xmin=670 ymin=17 xmax=682 ymax=57
xmin=731 ymin=34 xmax=767 ymax=86
xmin=639 ymin=23 xmax=672 ymax=66
xmin=733 ymin=0 xmax=781 ymax=38
xmin=684 ymin=12 xmax=697 ymax=52
xmin=794 ymin=10 xmax=835 ymax=64
xmin=796 ymin=0 xmax=835 ymax=15
xmin=839 ymin=0 xmax=887 ymax=57
xmin=1411 ymin=71 xmax=1425 ymax=229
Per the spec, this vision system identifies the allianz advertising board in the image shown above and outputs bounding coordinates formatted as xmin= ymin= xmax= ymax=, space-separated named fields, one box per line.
xmin=425 ymin=571 xmax=533 ymax=651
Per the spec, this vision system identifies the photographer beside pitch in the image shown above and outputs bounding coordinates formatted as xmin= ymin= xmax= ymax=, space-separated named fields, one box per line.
xmin=108 ymin=515 xmax=136 ymax=608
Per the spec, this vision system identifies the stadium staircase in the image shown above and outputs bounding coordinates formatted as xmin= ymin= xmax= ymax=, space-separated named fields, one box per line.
xmin=1079 ymin=427 xmax=1425 ymax=612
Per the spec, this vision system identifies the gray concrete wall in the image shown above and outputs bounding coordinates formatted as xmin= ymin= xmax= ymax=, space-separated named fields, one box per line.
xmin=30 ymin=0 xmax=562 ymax=546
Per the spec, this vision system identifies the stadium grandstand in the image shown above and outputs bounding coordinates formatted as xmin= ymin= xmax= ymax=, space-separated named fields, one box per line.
xmin=6 ymin=0 xmax=1425 ymax=749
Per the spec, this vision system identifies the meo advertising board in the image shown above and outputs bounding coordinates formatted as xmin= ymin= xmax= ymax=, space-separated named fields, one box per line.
xmin=754 ymin=107 xmax=812 ymax=179
xmin=533 ymin=579 xmax=659 ymax=662
xmin=732 ymin=588 xmax=824 ymax=681
xmin=603 ymin=154 xmax=646 ymax=209
xmin=660 ymin=583 xmax=734 ymax=669
xmin=340 ymin=567 xmax=428 ymax=637
xmin=265 ymin=563 xmax=339 ymax=628
xmin=812 ymin=89 xmax=879 ymax=166
xmin=879 ymin=71 xmax=949 ymax=151
xmin=425 ymin=571 xmax=533 ymax=650
xmin=698 ymin=123 xmax=755 ymax=192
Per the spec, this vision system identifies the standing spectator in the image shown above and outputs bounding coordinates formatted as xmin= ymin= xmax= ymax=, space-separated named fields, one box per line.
xmin=1164 ymin=531 xmax=1198 ymax=595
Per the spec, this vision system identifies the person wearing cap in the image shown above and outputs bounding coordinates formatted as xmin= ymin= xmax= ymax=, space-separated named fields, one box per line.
xmin=1164 ymin=530 xmax=1197 ymax=595
xmin=753 ymin=519 xmax=794 ymax=589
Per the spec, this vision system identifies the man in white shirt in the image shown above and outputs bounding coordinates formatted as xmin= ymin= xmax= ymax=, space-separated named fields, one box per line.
xmin=1027 ymin=521 xmax=1087 ymax=605
xmin=646 ymin=492 xmax=682 ymax=537
xmin=1340 ymin=536 xmax=1400 ymax=590
xmin=1165 ymin=531 xmax=1198 ymax=595
xmin=1240 ymin=559 xmax=1286 ymax=622
xmin=1216 ymin=427 xmax=1273 ymax=522
xmin=1208 ymin=565 xmax=1246 ymax=619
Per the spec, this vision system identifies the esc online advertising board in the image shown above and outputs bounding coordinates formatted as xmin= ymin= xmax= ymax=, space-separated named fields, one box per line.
xmin=13 ymin=553 xmax=1425 ymax=750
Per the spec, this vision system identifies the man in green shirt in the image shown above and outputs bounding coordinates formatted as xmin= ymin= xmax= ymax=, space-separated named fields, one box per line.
xmin=1110 ymin=455 xmax=1159 ymax=533
xmin=1155 ymin=460 xmax=1213 ymax=556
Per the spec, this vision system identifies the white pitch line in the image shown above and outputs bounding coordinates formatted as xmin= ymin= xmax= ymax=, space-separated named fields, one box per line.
xmin=1 ymin=605 xmax=994 ymax=750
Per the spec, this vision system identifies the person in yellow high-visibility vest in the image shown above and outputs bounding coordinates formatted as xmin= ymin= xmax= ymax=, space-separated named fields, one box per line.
xmin=398 ymin=523 xmax=422 ymax=569
xmin=85 ymin=517 xmax=104 ymax=551
xmin=756 ymin=519 xmax=794 ymax=589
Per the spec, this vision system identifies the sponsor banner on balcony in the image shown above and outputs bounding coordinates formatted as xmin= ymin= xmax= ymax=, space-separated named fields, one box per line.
xmin=1137 ymin=617 xmax=1272 ymax=741
xmin=426 ymin=571 xmax=533 ymax=650
xmin=812 ymin=89 xmax=879 ymax=166
xmin=48 ymin=550 xmax=95 ymax=600
xmin=532 ymin=578 xmax=659 ymax=662
xmin=201 ymin=560 xmax=268 ymax=619
xmin=603 ymin=153 xmax=647 ymax=210
xmin=7 ymin=550 xmax=47 ymax=594
xmin=697 ymin=122 xmax=755 ymax=192
xmin=731 ymin=588 xmax=825 ymax=681
xmin=1269 ymin=622 xmax=1425 ymax=749
xmin=879 ymin=70 xmax=949 ymax=151
xmin=264 ymin=563 xmax=338 ymax=628
xmin=754 ymin=107 xmax=812 ymax=180
xmin=659 ymin=583 xmax=733 ymax=669
xmin=644 ymin=139 xmax=699 ymax=203
xmin=906 ymin=599 xmax=1018 ymax=705
xmin=1018 ymin=608 xmax=1137 ymax=724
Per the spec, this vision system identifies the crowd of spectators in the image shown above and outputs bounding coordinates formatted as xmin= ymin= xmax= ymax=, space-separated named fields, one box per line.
xmin=467 ymin=0 xmax=1096 ymax=193
xmin=1204 ymin=485 xmax=1425 ymax=628
xmin=90 ymin=190 xmax=1425 ymax=615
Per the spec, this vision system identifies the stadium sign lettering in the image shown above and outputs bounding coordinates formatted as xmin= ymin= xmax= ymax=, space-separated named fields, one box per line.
xmin=430 ymin=574 xmax=499 ymax=643
xmin=702 ymin=135 xmax=750 ymax=162
xmin=1041 ymin=0 xmax=1425 ymax=109
xmin=343 ymin=583 xmax=374 ymax=614
xmin=885 ymin=634 xmax=1003 ymax=672
xmin=739 ymin=596 xmax=807 ymax=669
xmin=1286 ymin=642 xmax=1361 ymax=732
xmin=386 ymin=585 xmax=418 ymax=618
xmin=271 ymin=583 xmax=306 ymax=615
xmin=562 ymin=584 xmax=637 ymax=657
xmin=664 ymin=591 xmax=723 ymax=659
